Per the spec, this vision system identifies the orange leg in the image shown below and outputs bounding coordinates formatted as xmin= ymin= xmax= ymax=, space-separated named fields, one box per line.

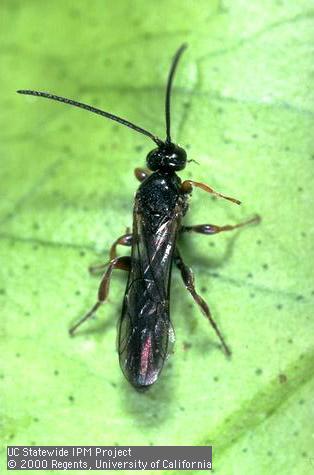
xmin=134 ymin=167 xmax=151 ymax=182
xmin=181 ymin=179 xmax=241 ymax=205
xmin=69 ymin=256 xmax=131 ymax=336
xmin=89 ymin=232 xmax=132 ymax=276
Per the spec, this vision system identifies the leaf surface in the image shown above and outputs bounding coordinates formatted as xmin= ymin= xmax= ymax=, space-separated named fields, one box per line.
xmin=1 ymin=1 xmax=313 ymax=474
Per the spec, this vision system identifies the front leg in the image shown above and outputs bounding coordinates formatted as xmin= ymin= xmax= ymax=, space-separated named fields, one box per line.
xmin=181 ymin=179 xmax=241 ymax=205
xmin=134 ymin=167 xmax=151 ymax=182
xmin=174 ymin=247 xmax=231 ymax=357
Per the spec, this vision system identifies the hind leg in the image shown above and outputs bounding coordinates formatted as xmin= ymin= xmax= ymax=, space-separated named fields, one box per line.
xmin=174 ymin=247 xmax=231 ymax=357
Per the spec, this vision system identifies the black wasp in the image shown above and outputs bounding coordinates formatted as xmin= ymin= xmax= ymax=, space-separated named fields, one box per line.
xmin=18 ymin=44 xmax=259 ymax=390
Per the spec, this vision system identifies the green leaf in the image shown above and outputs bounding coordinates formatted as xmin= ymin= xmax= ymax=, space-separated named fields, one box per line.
xmin=1 ymin=1 xmax=313 ymax=474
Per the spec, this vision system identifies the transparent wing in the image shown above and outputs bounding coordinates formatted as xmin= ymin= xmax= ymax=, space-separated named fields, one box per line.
xmin=118 ymin=197 xmax=180 ymax=388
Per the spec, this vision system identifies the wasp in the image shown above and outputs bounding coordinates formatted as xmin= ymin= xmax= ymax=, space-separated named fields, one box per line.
xmin=18 ymin=44 xmax=259 ymax=390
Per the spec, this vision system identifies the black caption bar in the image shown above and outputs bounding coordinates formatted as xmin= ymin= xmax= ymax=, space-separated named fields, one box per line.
xmin=7 ymin=446 xmax=212 ymax=471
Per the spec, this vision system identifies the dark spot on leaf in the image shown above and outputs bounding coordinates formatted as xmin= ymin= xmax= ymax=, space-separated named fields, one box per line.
xmin=242 ymin=448 xmax=247 ymax=453
xmin=69 ymin=8 xmax=80 ymax=18
xmin=278 ymin=373 xmax=287 ymax=384
xmin=79 ymin=251 xmax=86 ymax=257
xmin=250 ymin=293 xmax=255 ymax=298
xmin=68 ymin=395 xmax=75 ymax=403
xmin=298 ymin=187 xmax=303 ymax=192
xmin=183 ymin=341 xmax=192 ymax=351
xmin=256 ymin=240 xmax=262 ymax=245
xmin=33 ymin=417 xmax=39 ymax=422
xmin=209 ymin=242 xmax=215 ymax=247
xmin=110 ymin=382 xmax=117 ymax=388
xmin=262 ymin=263 xmax=268 ymax=270
xmin=0 ymin=289 xmax=6 ymax=295
xmin=54 ymin=370 xmax=59 ymax=376
xmin=288 ymin=338 xmax=293 ymax=344
xmin=267 ymin=451 xmax=273 ymax=457
xmin=255 ymin=368 xmax=263 ymax=375
xmin=201 ymin=287 xmax=207 ymax=292
xmin=62 ymin=145 xmax=72 ymax=154
xmin=252 ymin=133 xmax=258 ymax=138
xmin=75 ymin=290 xmax=81 ymax=296
xmin=135 ymin=145 xmax=143 ymax=153
xmin=179 ymin=406 xmax=185 ymax=411
xmin=213 ymin=376 xmax=219 ymax=382
xmin=276 ymin=304 xmax=283 ymax=310
xmin=16 ymin=353 xmax=20 ymax=358
xmin=266 ymin=408 xmax=275 ymax=417
xmin=298 ymin=399 xmax=304 ymax=405
xmin=296 ymin=295 xmax=304 ymax=301
xmin=247 ymin=273 xmax=253 ymax=278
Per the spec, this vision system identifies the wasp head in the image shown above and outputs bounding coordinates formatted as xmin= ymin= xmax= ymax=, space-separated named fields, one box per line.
xmin=146 ymin=142 xmax=187 ymax=172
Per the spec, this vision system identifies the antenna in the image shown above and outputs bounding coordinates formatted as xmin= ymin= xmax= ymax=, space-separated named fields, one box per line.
xmin=165 ymin=44 xmax=188 ymax=144
xmin=17 ymin=90 xmax=163 ymax=146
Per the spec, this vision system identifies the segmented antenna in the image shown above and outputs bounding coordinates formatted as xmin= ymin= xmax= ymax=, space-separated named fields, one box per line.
xmin=16 ymin=90 xmax=163 ymax=146
xmin=165 ymin=44 xmax=188 ymax=144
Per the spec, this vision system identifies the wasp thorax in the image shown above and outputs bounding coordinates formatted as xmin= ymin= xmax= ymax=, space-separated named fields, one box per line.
xmin=146 ymin=142 xmax=187 ymax=172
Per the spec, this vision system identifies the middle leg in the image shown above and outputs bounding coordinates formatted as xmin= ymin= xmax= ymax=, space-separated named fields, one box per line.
xmin=89 ymin=232 xmax=133 ymax=276
xmin=70 ymin=256 xmax=131 ymax=336
xmin=181 ymin=215 xmax=260 ymax=235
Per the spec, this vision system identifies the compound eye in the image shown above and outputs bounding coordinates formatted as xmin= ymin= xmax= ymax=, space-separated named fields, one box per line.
xmin=170 ymin=146 xmax=187 ymax=170
xmin=146 ymin=148 xmax=161 ymax=171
